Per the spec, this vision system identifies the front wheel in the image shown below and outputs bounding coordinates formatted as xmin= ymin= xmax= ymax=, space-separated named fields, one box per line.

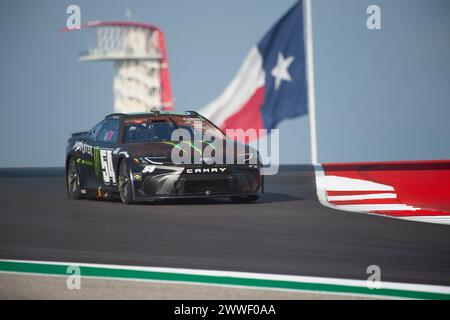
xmin=67 ymin=158 xmax=82 ymax=199
xmin=118 ymin=160 xmax=134 ymax=204
xmin=230 ymin=195 xmax=259 ymax=203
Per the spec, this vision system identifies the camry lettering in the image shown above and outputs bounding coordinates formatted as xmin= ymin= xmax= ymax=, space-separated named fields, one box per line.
xmin=186 ymin=168 xmax=226 ymax=174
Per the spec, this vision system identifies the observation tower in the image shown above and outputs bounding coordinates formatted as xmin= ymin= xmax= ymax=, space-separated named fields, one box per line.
xmin=71 ymin=21 xmax=174 ymax=113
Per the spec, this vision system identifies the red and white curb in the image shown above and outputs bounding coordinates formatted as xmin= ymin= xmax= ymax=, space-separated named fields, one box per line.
xmin=314 ymin=162 xmax=450 ymax=225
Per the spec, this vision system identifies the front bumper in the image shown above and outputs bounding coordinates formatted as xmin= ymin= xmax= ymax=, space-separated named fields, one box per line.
xmin=129 ymin=164 xmax=263 ymax=201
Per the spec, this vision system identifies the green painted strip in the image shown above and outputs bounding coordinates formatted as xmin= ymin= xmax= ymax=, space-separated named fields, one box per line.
xmin=203 ymin=141 xmax=216 ymax=150
xmin=181 ymin=141 xmax=202 ymax=154
xmin=164 ymin=141 xmax=204 ymax=155
xmin=0 ymin=261 xmax=448 ymax=299
xmin=163 ymin=141 xmax=185 ymax=152
xmin=94 ymin=147 xmax=101 ymax=177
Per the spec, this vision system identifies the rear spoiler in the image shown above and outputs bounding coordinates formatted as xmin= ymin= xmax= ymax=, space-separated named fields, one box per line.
xmin=71 ymin=131 xmax=88 ymax=138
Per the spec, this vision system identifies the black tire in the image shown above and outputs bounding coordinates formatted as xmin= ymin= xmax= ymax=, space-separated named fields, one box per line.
xmin=230 ymin=195 xmax=259 ymax=203
xmin=67 ymin=157 xmax=82 ymax=199
xmin=118 ymin=160 xmax=134 ymax=204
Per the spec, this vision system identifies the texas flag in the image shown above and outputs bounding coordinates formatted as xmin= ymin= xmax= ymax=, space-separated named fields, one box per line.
xmin=199 ymin=1 xmax=308 ymax=140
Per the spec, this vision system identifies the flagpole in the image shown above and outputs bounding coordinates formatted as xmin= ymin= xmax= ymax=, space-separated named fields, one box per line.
xmin=304 ymin=0 xmax=318 ymax=164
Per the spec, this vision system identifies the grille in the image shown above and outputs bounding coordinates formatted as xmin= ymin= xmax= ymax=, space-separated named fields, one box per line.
xmin=184 ymin=179 xmax=229 ymax=195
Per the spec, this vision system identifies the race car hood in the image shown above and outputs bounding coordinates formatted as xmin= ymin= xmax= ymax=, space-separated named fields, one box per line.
xmin=121 ymin=140 xmax=259 ymax=165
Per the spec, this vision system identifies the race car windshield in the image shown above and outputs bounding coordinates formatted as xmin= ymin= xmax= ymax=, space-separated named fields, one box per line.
xmin=122 ymin=116 xmax=226 ymax=143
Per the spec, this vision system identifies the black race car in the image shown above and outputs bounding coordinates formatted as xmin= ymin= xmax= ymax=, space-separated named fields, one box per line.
xmin=66 ymin=111 xmax=263 ymax=204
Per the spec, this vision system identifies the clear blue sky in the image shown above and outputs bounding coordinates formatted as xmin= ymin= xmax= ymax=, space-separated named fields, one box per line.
xmin=1 ymin=0 xmax=449 ymax=167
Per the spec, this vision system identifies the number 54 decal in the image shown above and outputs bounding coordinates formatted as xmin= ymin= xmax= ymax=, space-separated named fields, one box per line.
xmin=100 ymin=149 xmax=116 ymax=185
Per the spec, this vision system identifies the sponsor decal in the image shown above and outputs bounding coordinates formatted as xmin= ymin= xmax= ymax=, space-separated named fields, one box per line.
xmin=186 ymin=168 xmax=226 ymax=174
xmin=93 ymin=147 xmax=101 ymax=177
xmin=183 ymin=117 xmax=204 ymax=122
xmin=76 ymin=158 xmax=93 ymax=167
xmin=99 ymin=149 xmax=116 ymax=185
xmin=92 ymin=147 xmax=116 ymax=185
xmin=142 ymin=165 xmax=156 ymax=174
xmin=73 ymin=141 xmax=93 ymax=156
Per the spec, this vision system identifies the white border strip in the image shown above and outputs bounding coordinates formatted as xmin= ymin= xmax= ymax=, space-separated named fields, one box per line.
xmin=328 ymin=193 xmax=397 ymax=201
xmin=402 ymin=216 xmax=450 ymax=224
xmin=337 ymin=204 xmax=419 ymax=212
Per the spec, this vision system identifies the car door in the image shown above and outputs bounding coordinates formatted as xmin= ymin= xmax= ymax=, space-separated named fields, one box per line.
xmin=75 ymin=120 xmax=105 ymax=189
xmin=92 ymin=118 xmax=120 ymax=191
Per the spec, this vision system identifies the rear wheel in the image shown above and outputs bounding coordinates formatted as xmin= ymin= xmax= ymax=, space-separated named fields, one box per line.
xmin=230 ymin=195 xmax=259 ymax=203
xmin=118 ymin=160 xmax=134 ymax=204
xmin=67 ymin=158 xmax=82 ymax=199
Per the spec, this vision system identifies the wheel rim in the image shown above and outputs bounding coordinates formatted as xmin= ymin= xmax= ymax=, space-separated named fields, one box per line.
xmin=67 ymin=160 xmax=79 ymax=193
xmin=118 ymin=162 xmax=129 ymax=200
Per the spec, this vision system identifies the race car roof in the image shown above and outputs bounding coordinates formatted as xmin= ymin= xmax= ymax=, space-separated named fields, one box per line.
xmin=105 ymin=111 xmax=200 ymax=119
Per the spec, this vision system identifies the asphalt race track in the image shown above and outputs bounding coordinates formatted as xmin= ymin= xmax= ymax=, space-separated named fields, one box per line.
xmin=0 ymin=166 xmax=449 ymax=287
